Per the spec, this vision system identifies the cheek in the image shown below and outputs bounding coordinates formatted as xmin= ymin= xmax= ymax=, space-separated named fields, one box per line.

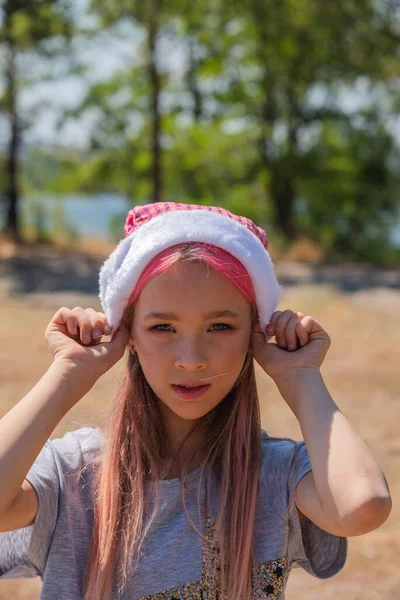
xmin=137 ymin=344 xmax=169 ymax=369
xmin=133 ymin=330 xmax=164 ymax=354
xmin=210 ymin=339 xmax=250 ymax=380
xmin=222 ymin=334 xmax=250 ymax=359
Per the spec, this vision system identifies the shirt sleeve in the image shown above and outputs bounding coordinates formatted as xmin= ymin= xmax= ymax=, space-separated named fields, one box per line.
xmin=0 ymin=439 xmax=60 ymax=580
xmin=0 ymin=426 xmax=101 ymax=581
xmin=287 ymin=441 xmax=348 ymax=578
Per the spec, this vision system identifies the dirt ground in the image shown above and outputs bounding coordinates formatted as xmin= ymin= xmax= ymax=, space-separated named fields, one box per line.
xmin=0 ymin=240 xmax=399 ymax=599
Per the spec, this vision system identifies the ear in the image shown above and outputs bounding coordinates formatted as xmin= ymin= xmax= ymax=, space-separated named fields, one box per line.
xmin=127 ymin=336 xmax=135 ymax=350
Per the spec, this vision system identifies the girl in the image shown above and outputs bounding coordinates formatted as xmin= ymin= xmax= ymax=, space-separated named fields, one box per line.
xmin=0 ymin=202 xmax=391 ymax=600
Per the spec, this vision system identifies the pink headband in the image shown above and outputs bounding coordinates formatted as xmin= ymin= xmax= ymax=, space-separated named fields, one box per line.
xmin=99 ymin=202 xmax=282 ymax=338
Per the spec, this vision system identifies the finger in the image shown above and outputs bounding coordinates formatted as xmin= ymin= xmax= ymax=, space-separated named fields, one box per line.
xmin=52 ymin=307 xmax=78 ymax=336
xmin=66 ymin=314 xmax=79 ymax=337
xmin=268 ymin=311 xmax=282 ymax=327
xmin=266 ymin=310 xmax=282 ymax=336
xmin=300 ymin=315 xmax=319 ymax=334
xmin=83 ymin=308 xmax=108 ymax=340
xmin=93 ymin=313 xmax=112 ymax=338
xmin=75 ymin=311 xmax=93 ymax=345
xmin=296 ymin=320 xmax=309 ymax=346
xmin=102 ymin=314 xmax=112 ymax=335
xmin=273 ymin=310 xmax=294 ymax=348
xmin=286 ymin=314 xmax=304 ymax=351
xmin=52 ymin=307 xmax=73 ymax=326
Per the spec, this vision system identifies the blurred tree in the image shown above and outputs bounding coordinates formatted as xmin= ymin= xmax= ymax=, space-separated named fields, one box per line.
xmin=298 ymin=107 xmax=400 ymax=262
xmin=22 ymin=0 xmax=399 ymax=263
xmin=0 ymin=0 xmax=74 ymax=242
xmin=66 ymin=0 xmax=241 ymax=206
xmin=78 ymin=0 xmax=174 ymax=204
xmin=208 ymin=0 xmax=400 ymax=243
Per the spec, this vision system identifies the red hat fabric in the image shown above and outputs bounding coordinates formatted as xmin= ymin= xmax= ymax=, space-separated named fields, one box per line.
xmin=124 ymin=202 xmax=269 ymax=250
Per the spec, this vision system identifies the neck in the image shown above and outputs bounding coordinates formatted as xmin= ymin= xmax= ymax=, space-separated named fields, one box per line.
xmin=159 ymin=406 xmax=206 ymax=479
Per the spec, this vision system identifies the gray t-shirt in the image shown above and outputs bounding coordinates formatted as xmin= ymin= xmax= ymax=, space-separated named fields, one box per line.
xmin=0 ymin=427 xmax=347 ymax=599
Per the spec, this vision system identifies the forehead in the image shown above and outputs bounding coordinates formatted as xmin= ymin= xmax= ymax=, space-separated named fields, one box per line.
xmin=134 ymin=261 xmax=250 ymax=315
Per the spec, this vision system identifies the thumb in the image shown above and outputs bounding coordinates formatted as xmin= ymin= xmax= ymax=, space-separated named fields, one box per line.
xmin=110 ymin=322 xmax=131 ymax=345
xmin=251 ymin=321 xmax=270 ymax=363
xmin=251 ymin=320 xmax=266 ymax=345
xmin=85 ymin=322 xmax=131 ymax=379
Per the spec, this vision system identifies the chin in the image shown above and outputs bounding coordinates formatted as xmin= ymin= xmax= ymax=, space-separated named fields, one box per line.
xmin=176 ymin=412 xmax=208 ymax=421
xmin=159 ymin=399 xmax=215 ymax=421
xmin=172 ymin=405 xmax=214 ymax=420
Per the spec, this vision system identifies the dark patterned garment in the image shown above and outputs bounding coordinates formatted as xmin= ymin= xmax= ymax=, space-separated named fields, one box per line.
xmin=138 ymin=515 xmax=288 ymax=600
xmin=0 ymin=428 xmax=347 ymax=599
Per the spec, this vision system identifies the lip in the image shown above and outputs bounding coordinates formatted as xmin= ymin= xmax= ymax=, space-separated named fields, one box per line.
xmin=172 ymin=384 xmax=211 ymax=400
xmin=175 ymin=382 xmax=206 ymax=387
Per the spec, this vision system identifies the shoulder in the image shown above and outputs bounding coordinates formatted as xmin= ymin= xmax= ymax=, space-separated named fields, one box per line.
xmin=260 ymin=429 xmax=303 ymax=472
xmin=47 ymin=426 xmax=105 ymax=473
xmin=259 ymin=430 xmax=311 ymax=501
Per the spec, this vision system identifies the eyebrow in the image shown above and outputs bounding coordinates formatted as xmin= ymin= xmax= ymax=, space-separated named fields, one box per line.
xmin=143 ymin=310 xmax=241 ymax=321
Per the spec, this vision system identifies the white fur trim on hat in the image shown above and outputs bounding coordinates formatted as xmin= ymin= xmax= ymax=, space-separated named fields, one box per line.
xmin=99 ymin=209 xmax=282 ymax=338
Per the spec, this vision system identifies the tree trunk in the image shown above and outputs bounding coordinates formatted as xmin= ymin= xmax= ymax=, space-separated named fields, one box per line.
xmin=186 ymin=36 xmax=203 ymax=122
xmin=4 ymin=23 xmax=22 ymax=243
xmin=269 ymin=166 xmax=298 ymax=240
xmin=148 ymin=0 xmax=163 ymax=204
xmin=258 ymin=82 xmax=299 ymax=240
xmin=270 ymin=119 xmax=299 ymax=241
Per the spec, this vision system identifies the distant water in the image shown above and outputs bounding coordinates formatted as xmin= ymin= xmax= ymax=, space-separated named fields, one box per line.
xmin=0 ymin=193 xmax=130 ymax=241
xmin=1 ymin=193 xmax=400 ymax=247
xmin=392 ymin=222 xmax=400 ymax=247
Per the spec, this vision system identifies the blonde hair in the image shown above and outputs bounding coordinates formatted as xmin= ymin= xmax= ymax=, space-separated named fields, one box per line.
xmin=82 ymin=242 xmax=262 ymax=599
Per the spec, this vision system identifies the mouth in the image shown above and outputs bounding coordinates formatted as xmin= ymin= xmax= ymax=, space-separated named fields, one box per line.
xmin=174 ymin=382 xmax=208 ymax=388
xmin=171 ymin=383 xmax=211 ymax=399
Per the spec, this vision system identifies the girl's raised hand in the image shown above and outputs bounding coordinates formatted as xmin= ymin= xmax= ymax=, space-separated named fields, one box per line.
xmin=251 ymin=310 xmax=331 ymax=383
xmin=45 ymin=307 xmax=130 ymax=381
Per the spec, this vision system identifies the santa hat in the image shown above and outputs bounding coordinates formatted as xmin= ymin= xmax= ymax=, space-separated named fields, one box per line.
xmin=99 ymin=202 xmax=282 ymax=338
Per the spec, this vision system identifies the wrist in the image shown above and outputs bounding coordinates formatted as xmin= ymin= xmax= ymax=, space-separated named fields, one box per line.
xmin=274 ymin=366 xmax=322 ymax=390
xmin=49 ymin=359 xmax=97 ymax=395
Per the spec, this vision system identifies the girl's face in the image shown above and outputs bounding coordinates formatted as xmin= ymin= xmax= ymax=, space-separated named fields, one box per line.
xmin=129 ymin=261 xmax=253 ymax=422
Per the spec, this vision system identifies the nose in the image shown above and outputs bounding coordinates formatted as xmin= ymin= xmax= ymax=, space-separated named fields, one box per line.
xmin=174 ymin=340 xmax=207 ymax=371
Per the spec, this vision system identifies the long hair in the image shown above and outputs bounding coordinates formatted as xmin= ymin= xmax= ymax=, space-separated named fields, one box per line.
xmin=82 ymin=242 xmax=262 ymax=600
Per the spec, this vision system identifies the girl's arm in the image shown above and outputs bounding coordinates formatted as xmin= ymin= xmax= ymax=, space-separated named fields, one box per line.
xmin=252 ymin=309 xmax=392 ymax=538
xmin=0 ymin=361 xmax=93 ymax=523
xmin=0 ymin=306 xmax=128 ymax=525
xmin=275 ymin=369 xmax=392 ymax=537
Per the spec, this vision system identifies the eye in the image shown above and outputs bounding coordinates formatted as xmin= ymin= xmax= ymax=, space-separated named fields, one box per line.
xmin=210 ymin=323 xmax=233 ymax=331
xmin=151 ymin=324 xmax=174 ymax=332
xmin=150 ymin=323 xmax=233 ymax=332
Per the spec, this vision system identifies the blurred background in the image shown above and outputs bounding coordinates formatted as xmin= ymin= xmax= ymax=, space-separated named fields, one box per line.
xmin=0 ymin=0 xmax=399 ymax=598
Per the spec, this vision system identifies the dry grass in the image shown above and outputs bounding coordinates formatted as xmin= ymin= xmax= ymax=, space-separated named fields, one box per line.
xmin=0 ymin=279 xmax=399 ymax=598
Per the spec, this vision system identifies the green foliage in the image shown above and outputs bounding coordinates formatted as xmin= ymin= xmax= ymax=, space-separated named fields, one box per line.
xmin=2 ymin=0 xmax=399 ymax=263
xmin=2 ymin=0 xmax=73 ymax=51
xmin=297 ymin=109 xmax=399 ymax=263
xmin=163 ymin=120 xmax=268 ymax=223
